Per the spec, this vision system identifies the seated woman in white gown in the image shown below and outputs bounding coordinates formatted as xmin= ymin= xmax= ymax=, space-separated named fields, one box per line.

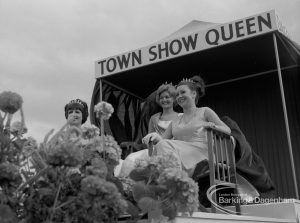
xmin=117 ymin=83 xmax=179 ymax=177
xmin=143 ymin=76 xmax=231 ymax=177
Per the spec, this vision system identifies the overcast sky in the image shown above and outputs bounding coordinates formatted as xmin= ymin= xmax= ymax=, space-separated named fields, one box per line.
xmin=1 ymin=0 xmax=299 ymax=142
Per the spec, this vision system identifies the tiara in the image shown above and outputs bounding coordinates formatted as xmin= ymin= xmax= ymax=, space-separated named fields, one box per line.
xmin=68 ymin=99 xmax=84 ymax=106
xmin=160 ymin=81 xmax=173 ymax=87
xmin=180 ymin=78 xmax=195 ymax=84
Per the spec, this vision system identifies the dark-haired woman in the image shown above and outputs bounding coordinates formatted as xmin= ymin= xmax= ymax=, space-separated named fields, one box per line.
xmin=64 ymin=99 xmax=89 ymax=128
xmin=143 ymin=76 xmax=230 ymax=177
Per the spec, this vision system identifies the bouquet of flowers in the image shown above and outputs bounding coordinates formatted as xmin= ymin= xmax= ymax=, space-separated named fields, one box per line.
xmin=94 ymin=101 xmax=114 ymax=120
xmin=0 ymin=91 xmax=32 ymax=222
xmin=0 ymin=93 xmax=133 ymax=223
xmin=129 ymin=154 xmax=200 ymax=222
xmin=19 ymin=105 xmax=129 ymax=222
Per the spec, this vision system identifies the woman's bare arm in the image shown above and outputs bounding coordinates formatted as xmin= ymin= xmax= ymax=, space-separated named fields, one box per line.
xmin=204 ymin=107 xmax=231 ymax=134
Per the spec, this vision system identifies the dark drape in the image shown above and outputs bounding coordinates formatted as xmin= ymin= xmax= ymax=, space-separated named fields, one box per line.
xmin=202 ymin=72 xmax=297 ymax=198
xmin=90 ymin=81 xmax=143 ymax=144
xmin=221 ymin=116 xmax=275 ymax=192
xmin=282 ymin=67 xmax=300 ymax=198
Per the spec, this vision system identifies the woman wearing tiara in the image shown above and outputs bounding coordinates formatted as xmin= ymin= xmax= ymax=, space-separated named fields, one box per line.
xmin=48 ymin=98 xmax=89 ymax=142
xmin=117 ymin=83 xmax=179 ymax=177
xmin=64 ymin=99 xmax=89 ymax=129
xmin=143 ymin=75 xmax=231 ymax=177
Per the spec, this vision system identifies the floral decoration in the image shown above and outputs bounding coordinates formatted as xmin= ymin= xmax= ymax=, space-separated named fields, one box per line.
xmin=94 ymin=101 xmax=114 ymax=120
xmin=81 ymin=124 xmax=100 ymax=139
xmin=0 ymin=92 xmax=203 ymax=223
xmin=10 ymin=121 xmax=28 ymax=136
xmin=0 ymin=96 xmax=135 ymax=223
xmin=0 ymin=91 xmax=23 ymax=114
xmin=82 ymin=133 xmax=122 ymax=168
xmin=129 ymin=153 xmax=200 ymax=221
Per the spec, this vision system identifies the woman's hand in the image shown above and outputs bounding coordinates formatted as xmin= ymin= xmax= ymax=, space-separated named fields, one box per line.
xmin=202 ymin=122 xmax=217 ymax=129
xmin=142 ymin=132 xmax=162 ymax=146
xmin=202 ymin=121 xmax=231 ymax=134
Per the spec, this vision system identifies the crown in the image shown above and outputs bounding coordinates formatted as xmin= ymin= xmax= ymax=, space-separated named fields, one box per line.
xmin=180 ymin=78 xmax=195 ymax=84
xmin=159 ymin=81 xmax=173 ymax=87
xmin=68 ymin=99 xmax=84 ymax=106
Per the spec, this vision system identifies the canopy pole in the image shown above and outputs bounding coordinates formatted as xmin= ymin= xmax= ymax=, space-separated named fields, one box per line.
xmin=99 ymin=78 xmax=103 ymax=101
xmin=99 ymin=79 xmax=104 ymax=137
xmin=273 ymin=33 xmax=299 ymax=199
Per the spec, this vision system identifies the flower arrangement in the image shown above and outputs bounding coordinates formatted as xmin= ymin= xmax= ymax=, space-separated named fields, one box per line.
xmin=94 ymin=101 xmax=114 ymax=120
xmin=0 ymin=91 xmax=30 ymax=222
xmin=0 ymin=92 xmax=202 ymax=223
xmin=0 ymin=91 xmax=23 ymax=114
xmin=129 ymin=154 xmax=200 ymax=222
xmin=18 ymin=111 xmax=130 ymax=222
xmin=0 ymin=94 xmax=136 ymax=223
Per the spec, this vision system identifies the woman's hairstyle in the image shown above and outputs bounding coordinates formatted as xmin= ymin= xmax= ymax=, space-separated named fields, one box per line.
xmin=155 ymin=83 xmax=177 ymax=105
xmin=64 ymin=99 xmax=89 ymax=124
xmin=177 ymin=75 xmax=206 ymax=104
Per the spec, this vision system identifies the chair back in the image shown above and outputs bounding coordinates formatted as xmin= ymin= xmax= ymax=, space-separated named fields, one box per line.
xmin=206 ymin=127 xmax=241 ymax=214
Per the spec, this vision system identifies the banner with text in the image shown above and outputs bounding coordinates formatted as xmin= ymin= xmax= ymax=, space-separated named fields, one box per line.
xmin=95 ymin=10 xmax=280 ymax=78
